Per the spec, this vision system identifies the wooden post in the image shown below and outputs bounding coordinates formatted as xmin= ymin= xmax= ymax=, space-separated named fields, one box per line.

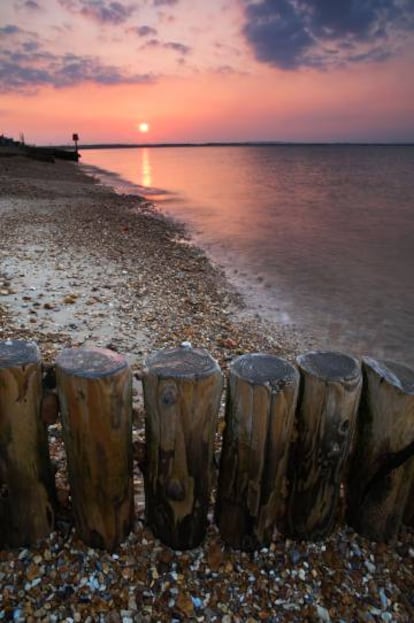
xmin=56 ymin=347 xmax=133 ymax=550
xmin=0 ymin=340 xmax=55 ymax=547
xmin=403 ymin=479 xmax=414 ymax=527
xmin=216 ymin=353 xmax=299 ymax=549
xmin=287 ymin=351 xmax=362 ymax=540
xmin=346 ymin=357 xmax=414 ymax=542
xmin=72 ymin=132 xmax=79 ymax=154
xmin=142 ymin=344 xmax=223 ymax=549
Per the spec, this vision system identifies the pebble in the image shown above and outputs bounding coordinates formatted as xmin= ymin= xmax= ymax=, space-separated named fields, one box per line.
xmin=316 ymin=605 xmax=331 ymax=622
xmin=289 ymin=549 xmax=301 ymax=564
xmin=365 ymin=560 xmax=376 ymax=574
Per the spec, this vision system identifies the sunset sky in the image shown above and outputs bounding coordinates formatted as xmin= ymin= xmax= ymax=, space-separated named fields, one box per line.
xmin=1 ymin=0 xmax=414 ymax=145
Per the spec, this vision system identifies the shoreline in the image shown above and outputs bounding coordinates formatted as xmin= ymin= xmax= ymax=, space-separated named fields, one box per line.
xmin=78 ymin=157 xmax=312 ymax=347
xmin=0 ymin=155 xmax=413 ymax=622
xmin=1 ymin=155 xmax=312 ymax=366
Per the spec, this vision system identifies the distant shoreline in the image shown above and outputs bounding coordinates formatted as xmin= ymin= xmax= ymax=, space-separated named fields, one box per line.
xmin=48 ymin=141 xmax=414 ymax=150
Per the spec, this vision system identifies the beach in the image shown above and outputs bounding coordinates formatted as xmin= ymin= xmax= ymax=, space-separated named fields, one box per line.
xmin=0 ymin=155 xmax=413 ymax=622
xmin=0 ymin=154 xmax=311 ymax=366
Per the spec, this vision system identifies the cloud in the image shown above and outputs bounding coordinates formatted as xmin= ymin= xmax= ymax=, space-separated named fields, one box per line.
xmin=0 ymin=24 xmax=23 ymax=35
xmin=0 ymin=28 xmax=156 ymax=92
xmin=14 ymin=0 xmax=42 ymax=10
xmin=215 ymin=64 xmax=243 ymax=75
xmin=164 ymin=41 xmax=191 ymax=55
xmin=242 ymin=0 xmax=414 ymax=70
xmin=140 ymin=38 xmax=191 ymax=55
xmin=22 ymin=40 xmax=41 ymax=52
xmin=141 ymin=38 xmax=161 ymax=49
xmin=153 ymin=0 xmax=179 ymax=6
xmin=58 ymin=0 xmax=136 ymax=25
xmin=128 ymin=25 xmax=158 ymax=37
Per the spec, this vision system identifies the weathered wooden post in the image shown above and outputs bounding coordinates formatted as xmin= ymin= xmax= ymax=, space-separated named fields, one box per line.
xmin=346 ymin=358 xmax=414 ymax=542
xmin=142 ymin=344 xmax=223 ymax=549
xmin=287 ymin=351 xmax=362 ymax=540
xmin=0 ymin=340 xmax=55 ymax=547
xmin=56 ymin=347 xmax=133 ymax=550
xmin=403 ymin=479 xmax=414 ymax=527
xmin=216 ymin=353 xmax=299 ymax=549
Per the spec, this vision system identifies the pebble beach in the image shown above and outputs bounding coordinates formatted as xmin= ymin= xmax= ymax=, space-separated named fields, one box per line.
xmin=0 ymin=154 xmax=413 ymax=622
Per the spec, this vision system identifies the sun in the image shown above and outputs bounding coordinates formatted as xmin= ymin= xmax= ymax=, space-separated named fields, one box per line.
xmin=138 ymin=122 xmax=150 ymax=133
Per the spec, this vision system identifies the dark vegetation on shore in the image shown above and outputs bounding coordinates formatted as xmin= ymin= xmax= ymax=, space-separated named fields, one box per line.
xmin=0 ymin=135 xmax=78 ymax=162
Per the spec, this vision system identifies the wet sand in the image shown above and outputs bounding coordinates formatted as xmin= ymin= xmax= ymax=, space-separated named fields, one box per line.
xmin=0 ymin=156 xmax=412 ymax=622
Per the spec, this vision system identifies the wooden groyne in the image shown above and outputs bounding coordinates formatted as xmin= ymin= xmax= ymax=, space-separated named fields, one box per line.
xmin=0 ymin=339 xmax=413 ymax=550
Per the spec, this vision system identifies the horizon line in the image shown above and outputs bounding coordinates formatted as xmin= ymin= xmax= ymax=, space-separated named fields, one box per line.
xmin=46 ymin=140 xmax=414 ymax=150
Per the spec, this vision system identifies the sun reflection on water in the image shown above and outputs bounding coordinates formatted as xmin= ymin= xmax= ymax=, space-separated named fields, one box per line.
xmin=141 ymin=148 xmax=152 ymax=188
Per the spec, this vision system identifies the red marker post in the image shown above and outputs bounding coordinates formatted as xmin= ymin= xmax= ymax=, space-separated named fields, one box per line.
xmin=72 ymin=133 xmax=79 ymax=153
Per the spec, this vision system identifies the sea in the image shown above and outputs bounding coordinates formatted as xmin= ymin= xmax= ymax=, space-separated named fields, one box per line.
xmin=80 ymin=144 xmax=414 ymax=368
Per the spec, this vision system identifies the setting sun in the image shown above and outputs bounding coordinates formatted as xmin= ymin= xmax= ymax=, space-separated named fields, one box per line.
xmin=138 ymin=122 xmax=150 ymax=133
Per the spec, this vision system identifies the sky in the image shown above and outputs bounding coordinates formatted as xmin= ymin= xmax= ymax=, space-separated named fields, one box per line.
xmin=1 ymin=0 xmax=414 ymax=144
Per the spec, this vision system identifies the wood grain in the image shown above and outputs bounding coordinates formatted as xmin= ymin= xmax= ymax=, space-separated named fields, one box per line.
xmin=346 ymin=357 xmax=414 ymax=541
xmin=0 ymin=340 xmax=55 ymax=546
xmin=216 ymin=353 xmax=299 ymax=549
xmin=287 ymin=351 xmax=362 ymax=540
xmin=143 ymin=345 xmax=223 ymax=549
xmin=56 ymin=347 xmax=133 ymax=550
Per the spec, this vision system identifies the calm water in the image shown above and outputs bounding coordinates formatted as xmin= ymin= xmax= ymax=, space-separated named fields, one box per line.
xmin=81 ymin=145 xmax=414 ymax=367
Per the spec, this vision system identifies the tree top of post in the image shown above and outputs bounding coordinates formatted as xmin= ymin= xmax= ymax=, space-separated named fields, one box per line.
xmin=0 ymin=339 xmax=40 ymax=368
xmin=144 ymin=344 xmax=221 ymax=380
xmin=363 ymin=357 xmax=414 ymax=394
xmin=230 ymin=353 xmax=299 ymax=389
xmin=297 ymin=351 xmax=360 ymax=382
xmin=56 ymin=347 xmax=128 ymax=378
